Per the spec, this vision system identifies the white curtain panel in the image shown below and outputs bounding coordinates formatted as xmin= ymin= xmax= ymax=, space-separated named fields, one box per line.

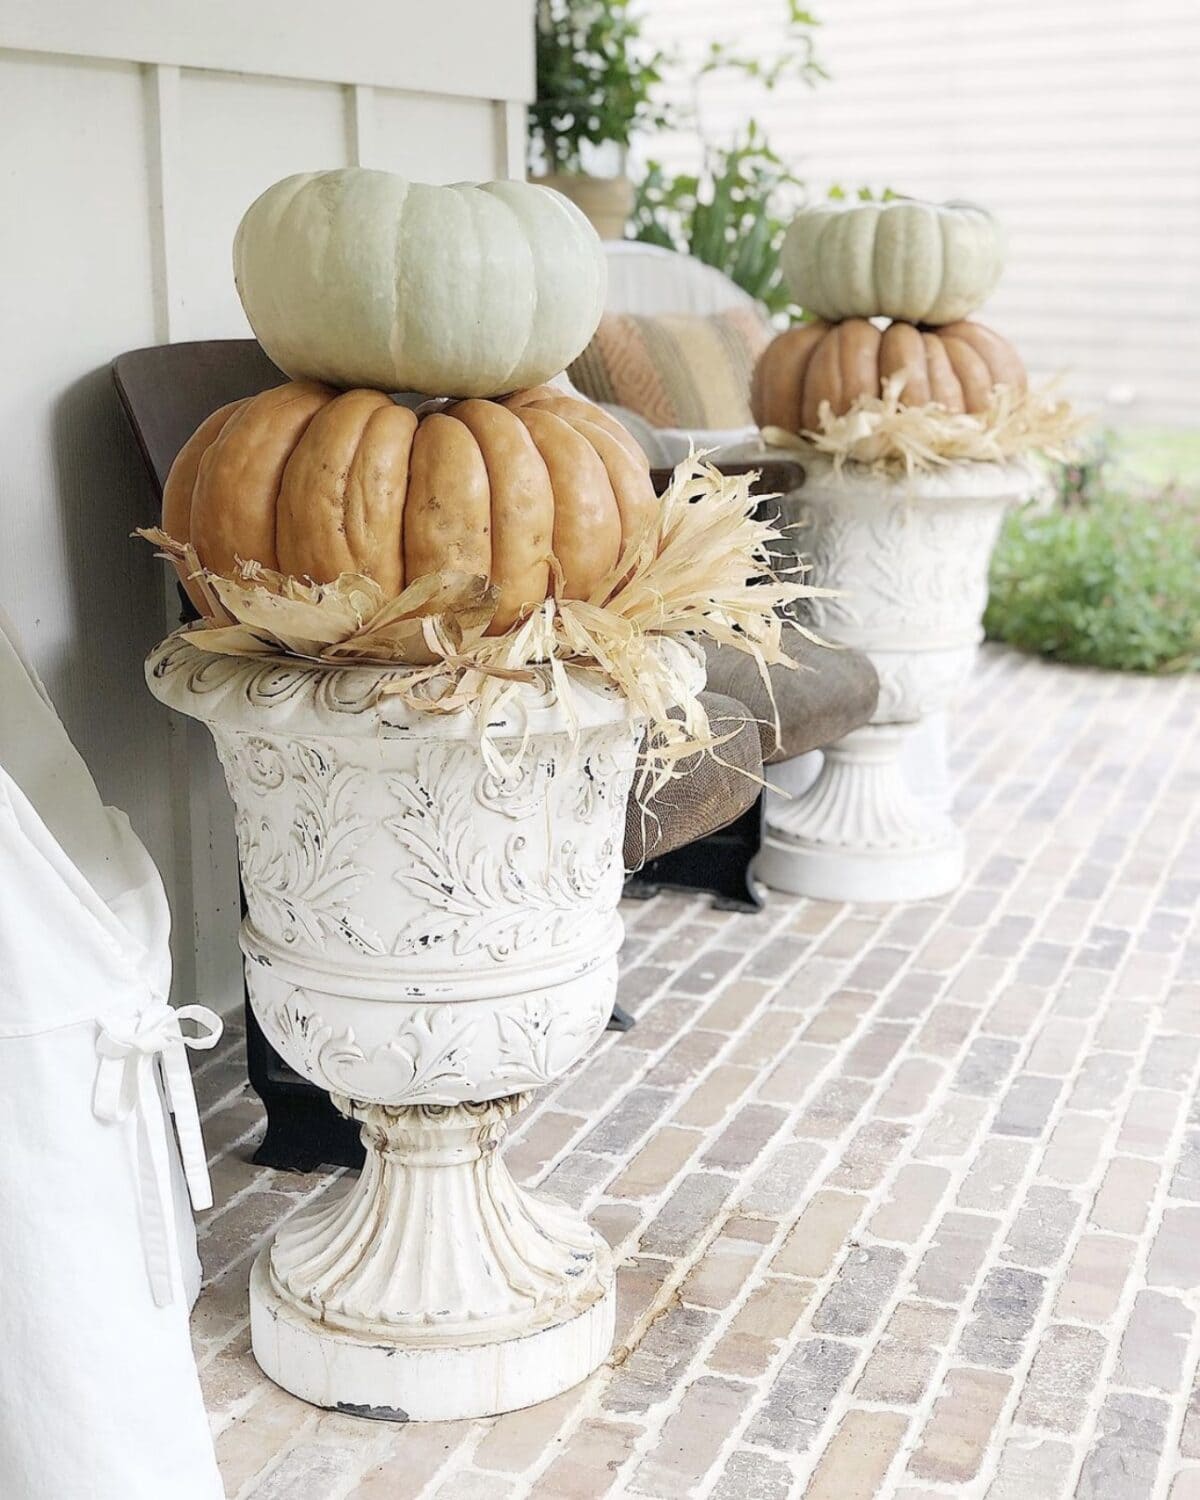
xmin=0 ymin=612 xmax=223 ymax=1500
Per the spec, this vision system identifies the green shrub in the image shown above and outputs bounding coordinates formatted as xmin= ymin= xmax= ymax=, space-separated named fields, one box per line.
xmin=984 ymin=488 xmax=1200 ymax=674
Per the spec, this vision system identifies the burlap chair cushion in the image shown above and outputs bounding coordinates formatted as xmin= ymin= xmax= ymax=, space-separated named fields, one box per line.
xmin=703 ymin=626 xmax=878 ymax=765
xmin=624 ymin=693 xmax=763 ymax=868
xmin=569 ymin=307 xmax=773 ymax=430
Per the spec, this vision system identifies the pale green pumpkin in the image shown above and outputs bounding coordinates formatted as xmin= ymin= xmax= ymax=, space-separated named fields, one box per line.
xmin=780 ymin=199 xmax=1005 ymax=326
xmin=233 ymin=169 xmax=607 ymax=398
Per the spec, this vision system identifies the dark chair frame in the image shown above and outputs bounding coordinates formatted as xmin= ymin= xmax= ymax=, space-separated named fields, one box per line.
xmin=623 ymin=796 xmax=766 ymax=912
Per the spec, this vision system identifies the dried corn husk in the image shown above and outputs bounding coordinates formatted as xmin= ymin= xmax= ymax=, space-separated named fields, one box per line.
xmin=138 ymin=457 xmax=826 ymax=789
xmin=762 ymin=376 xmax=1086 ymax=478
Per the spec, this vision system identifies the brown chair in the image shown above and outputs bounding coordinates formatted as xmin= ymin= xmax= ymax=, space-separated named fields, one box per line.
xmin=113 ymin=338 xmax=288 ymax=489
xmin=112 ymin=340 xmax=877 ymax=1167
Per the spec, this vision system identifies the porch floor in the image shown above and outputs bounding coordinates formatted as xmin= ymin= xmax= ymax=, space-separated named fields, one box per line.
xmin=191 ymin=644 xmax=1200 ymax=1500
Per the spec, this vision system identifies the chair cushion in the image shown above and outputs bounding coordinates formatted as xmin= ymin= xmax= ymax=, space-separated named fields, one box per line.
xmin=569 ymin=306 xmax=773 ymax=430
xmin=703 ymin=626 xmax=879 ymax=765
xmin=624 ymin=693 xmax=763 ymax=867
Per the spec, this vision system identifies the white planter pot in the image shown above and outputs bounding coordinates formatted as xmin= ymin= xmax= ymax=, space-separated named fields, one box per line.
xmin=146 ymin=637 xmax=649 ymax=1421
xmin=757 ymin=458 xmax=1031 ymax=903
xmin=528 ymin=173 xmax=634 ymax=241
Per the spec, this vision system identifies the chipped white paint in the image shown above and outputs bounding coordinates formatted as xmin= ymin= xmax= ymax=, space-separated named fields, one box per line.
xmin=249 ymin=1096 xmax=617 ymax=1422
xmin=147 ymin=636 xmax=643 ymax=1419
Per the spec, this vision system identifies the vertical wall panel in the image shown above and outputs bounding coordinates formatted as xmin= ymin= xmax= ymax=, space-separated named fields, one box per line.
xmin=370 ymin=91 xmax=500 ymax=180
xmin=0 ymin=50 xmax=173 ymax=879
xmin=0 ymin=14 xmax=530 ymax=1013
xmin=174 ymin=70 xmax=352 ymax=341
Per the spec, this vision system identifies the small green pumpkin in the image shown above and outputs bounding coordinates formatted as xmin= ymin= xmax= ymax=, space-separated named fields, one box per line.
xmin=781 ymin=199 xmax=1005 ymax=326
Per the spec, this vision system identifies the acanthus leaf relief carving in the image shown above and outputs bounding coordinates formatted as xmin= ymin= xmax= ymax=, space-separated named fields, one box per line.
xmin=261 ymin=988 xmax=479 ymax=1102
xmin=571 ymin=734 xmax=631 ymax=822
xmin=474 ymin=755 xmax=556 ymax=819
xmin=383 ymin=736 xmax=632 ymax=962
xmin=256 ymin=984 xmax=607 ymax=1103
xmin=871 ymin=647 xmax=978 ymax=725
xmin=490 ymin=990 xmax=612 ymax=1089
xmin=793 ymin=492 xmax=1007 ymax=642
xmin=220 ymin=734 xmax=384 ymax=957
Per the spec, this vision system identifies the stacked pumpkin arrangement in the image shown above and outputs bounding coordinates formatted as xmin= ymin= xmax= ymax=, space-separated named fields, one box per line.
xmin=162 ymin=174 xmax=654 ymax=641
xmin=753 ymin=198 xmax=1034 ymax=453
xmin=748 ymin=199 xmax=1078 ymax=905
xmin=150 ymin=169 xmax=807 ymax=748
xmin=143 ymin=168 xmax=811 ymax=1424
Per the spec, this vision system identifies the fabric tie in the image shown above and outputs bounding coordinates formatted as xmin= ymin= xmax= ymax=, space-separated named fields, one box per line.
xmin=94 ymin=1001 xmax=223 ymax=1306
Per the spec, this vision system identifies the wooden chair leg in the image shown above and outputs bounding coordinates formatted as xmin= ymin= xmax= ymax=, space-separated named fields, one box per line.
xmin=245 ymin=990 xmax=365 ymax=1172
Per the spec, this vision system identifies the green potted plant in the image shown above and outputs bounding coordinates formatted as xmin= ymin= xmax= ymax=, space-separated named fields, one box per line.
xmin=528 ymin=0 xmax=671 ymax=240
xmin=632 ymin=122 xmax=807 ymax=316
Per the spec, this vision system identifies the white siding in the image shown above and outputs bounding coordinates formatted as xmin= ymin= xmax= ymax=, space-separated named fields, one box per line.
xmin=638 ymin=0 xmax=1200 ymax=426
xmin=0 ymin=4 xmax=531 ymax=1013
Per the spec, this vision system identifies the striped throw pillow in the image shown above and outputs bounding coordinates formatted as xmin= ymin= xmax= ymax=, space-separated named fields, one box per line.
xmin=568 ymin=306 xmax=773 ymax=430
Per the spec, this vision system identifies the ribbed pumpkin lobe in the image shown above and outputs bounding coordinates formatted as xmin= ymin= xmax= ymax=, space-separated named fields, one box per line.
xmin=751 ymin=319 xmax=1026 ymax=433
xmin=162 ymin=385 xmax=654 ymax=635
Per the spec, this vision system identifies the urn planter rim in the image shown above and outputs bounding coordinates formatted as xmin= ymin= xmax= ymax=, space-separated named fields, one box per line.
xmin=145 ymin=633 xmax=691 ymax=739
xmin=784 ymin=453 xmax=1037 ymax=505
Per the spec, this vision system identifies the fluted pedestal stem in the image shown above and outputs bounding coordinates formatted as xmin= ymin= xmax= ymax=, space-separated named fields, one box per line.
xmin=251 ymin=1095 xmax=614 ymax=1421
xmin=757 ymin=724 xmax=963 ymax=902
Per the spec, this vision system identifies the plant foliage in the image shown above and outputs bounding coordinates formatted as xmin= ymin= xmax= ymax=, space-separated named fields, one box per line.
xmin=985 ymin=484 xmax=1200 ymax=674
xmin=695 ymin=3 xmax=828 ymax=94
xmin=530 ymin=0 xmax=672 ymax=172
xmin=632 ymin=124 xmax=807 ymax=316
xmin=628 ymin=6 xmax=837 ymax=312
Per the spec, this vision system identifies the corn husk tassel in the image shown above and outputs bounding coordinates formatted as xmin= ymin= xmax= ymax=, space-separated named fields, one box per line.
xmin=762 ymin=375 xmax=1086 ymax=478
xmin=138 ymin=456 xmax=829 ymax=792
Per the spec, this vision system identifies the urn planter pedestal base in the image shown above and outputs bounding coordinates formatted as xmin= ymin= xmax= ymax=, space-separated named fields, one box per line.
xmin=756 ymin=723 xmax=963 ymax=903
xmin=145 ymin=636 xmax=675 ymax=1423
xmin=759 ymin=459 xmax=1030 ymax=905
xmin=250 ymin=1255 xmax=615 ymax=1423
xmin=249 ymin=1095 xmax=615 ymax=1422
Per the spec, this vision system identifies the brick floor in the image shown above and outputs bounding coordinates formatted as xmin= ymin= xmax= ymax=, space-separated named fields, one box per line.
xmin=191 ymin=646 xmax=1200 ymax=1499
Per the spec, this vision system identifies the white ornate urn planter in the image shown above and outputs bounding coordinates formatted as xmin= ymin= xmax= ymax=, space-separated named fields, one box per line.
xmin=758 ymin=457 xmax=1032 ymax=903
xmin=146 ymin=636 xmax=650 ymax=1421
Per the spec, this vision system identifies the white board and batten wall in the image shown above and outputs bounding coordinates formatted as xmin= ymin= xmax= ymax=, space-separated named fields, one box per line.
xmin=638 ymin=0 xmax=1200 ymax=429
xmin=0 ymin=1 xmax=533 ymax=1013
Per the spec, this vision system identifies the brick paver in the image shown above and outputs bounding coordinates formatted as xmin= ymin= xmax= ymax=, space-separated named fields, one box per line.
xmin=190 ymin=647 xmax=1200 ymax=1497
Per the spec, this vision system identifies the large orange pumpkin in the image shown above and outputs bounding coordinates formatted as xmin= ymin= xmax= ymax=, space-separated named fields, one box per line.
xmin=751 ymin=318 xmax=1026 ymax=434
xmin=163 ymin=383 xmax=656 ymax=633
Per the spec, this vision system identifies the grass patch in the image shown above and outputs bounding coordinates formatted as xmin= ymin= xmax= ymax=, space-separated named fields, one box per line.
xmin=985 ymin=486 xmax=1200 ymax=674
xmin=1109 ymin=428 xmax=1200 ymax=492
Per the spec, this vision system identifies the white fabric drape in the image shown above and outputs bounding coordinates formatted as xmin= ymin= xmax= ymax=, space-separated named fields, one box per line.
xmin=0 ymin=609 xmax=224 ymax=1500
